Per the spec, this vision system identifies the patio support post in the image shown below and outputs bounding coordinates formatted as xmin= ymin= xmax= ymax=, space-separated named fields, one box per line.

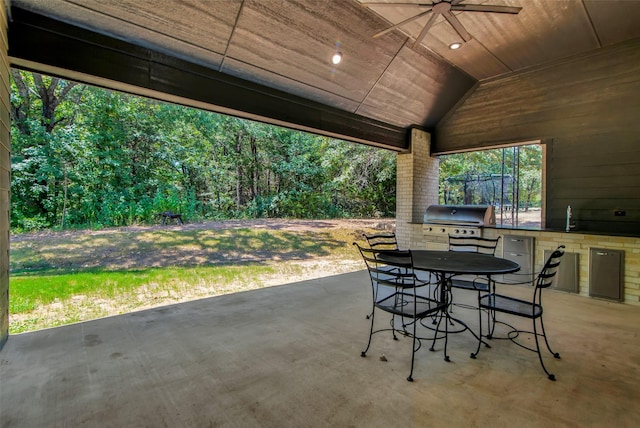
xmin=395 ymin=128 xmax=439 ymax=250
xmin=0 ymin=0 xmax=10 ymax=350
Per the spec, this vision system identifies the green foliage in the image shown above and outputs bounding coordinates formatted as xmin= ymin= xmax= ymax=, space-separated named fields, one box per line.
xmin=439 ymin=145 xmax=542 ymax=210
xmin=10 ymin=70 xmax=397 ymax=231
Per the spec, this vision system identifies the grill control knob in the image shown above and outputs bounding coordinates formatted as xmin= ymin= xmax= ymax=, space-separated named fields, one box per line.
xmin=427 ymin=227 xmax=433 ymax=232
xmin=440 ymin=228 xmax=446 ymax=233
xmin=454 ymin=229 xmax=460 ymax=234
xmin=469 ymin=230 xmax=475 ymax=235
xmin=462 ymin=230 xmax=468 ymax=234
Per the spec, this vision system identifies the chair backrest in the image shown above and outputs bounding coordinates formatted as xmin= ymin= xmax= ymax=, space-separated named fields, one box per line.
xmin=363 ymin=232 xmax=398 ymax=250
xmin=448 ymin=235 xmax=500 ymax=256
xmin=354 ymin=243 xmax=416 ymax=289
xmin=536 ymin=245 xmax=565 ymax=289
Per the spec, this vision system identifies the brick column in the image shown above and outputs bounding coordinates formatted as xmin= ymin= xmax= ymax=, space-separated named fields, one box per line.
xmin=0 ymin=0 xmax=10 ymax=350
xmin=395 ymin=128 xmax=439 ymax=250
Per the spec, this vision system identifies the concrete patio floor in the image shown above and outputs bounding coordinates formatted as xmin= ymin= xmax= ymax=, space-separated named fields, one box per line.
xmin=1 ymin=270 xmax=639 ymax=427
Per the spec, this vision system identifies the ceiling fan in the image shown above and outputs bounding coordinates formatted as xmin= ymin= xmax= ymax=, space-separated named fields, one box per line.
xmin=362 ymin=1 xmax=522 ymax=48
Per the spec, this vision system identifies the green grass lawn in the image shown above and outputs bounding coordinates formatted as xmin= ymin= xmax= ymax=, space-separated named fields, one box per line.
xmin=9 ymin=264 xmax=278 ymax=333
xmin=9 ymin=221 xmax=383 ymax=333
xmin=10 ymin=264 xmax=276 ymax=313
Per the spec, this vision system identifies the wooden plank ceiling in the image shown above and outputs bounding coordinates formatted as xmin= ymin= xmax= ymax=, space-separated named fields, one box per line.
xmin=10 ymin=0 xmax=640 ymax=136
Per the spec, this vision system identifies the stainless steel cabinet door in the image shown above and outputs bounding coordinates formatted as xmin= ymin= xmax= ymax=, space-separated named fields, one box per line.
xmin=589 ymin=248 xmax=624 ymax=301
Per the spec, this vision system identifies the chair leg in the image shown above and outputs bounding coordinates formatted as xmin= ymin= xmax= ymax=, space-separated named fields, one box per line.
xmin=539 ymin=314 xmax=561 ymax=359
xmin=392 ymin=314 xmax=399 ymax=340
xmin=443 ymin=310 xmax=450 ymax=362
xmin=408 ymin=317 xmax=417 ymax=382
xmin=477 ymin=291 xmax=492 ymax=347
xmin=471 ymin=292 xmax=483 ymax=359
xmin=533 ymin=317 xmax=556 ymax=381
xmin=429 ymin=311 xmax=444 ymax=353
xmin=361 ymin=307 xmax=375 ymax=358
xmin=487 ymin=306 xmax=496 ymax=339
xmin=428 ymin=310 xmax=450 ymax=362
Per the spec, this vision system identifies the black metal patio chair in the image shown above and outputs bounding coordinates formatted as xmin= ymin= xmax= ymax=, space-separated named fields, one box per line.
xmin=474 ymin=245 xmax=565 ymax=380
xmin=447 ymin=235 xmax=501 ymax=312
xmin=363 ymin=232 xmax=399 ymax=250
xmin=354 ymin=243 xmax=448 ymax=382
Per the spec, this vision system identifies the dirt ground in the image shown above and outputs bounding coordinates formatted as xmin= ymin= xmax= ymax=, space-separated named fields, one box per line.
xmin=12 ymin=218 xmax=395 ymax=240
xmin=10 ymin=219 xmax=396 ymax=332
xmin=11 ymin=218 xmax=395 ymax=270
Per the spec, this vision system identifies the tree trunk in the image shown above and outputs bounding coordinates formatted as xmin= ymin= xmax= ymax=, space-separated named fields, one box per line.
xmin=10 ymin=71 xmax=80 ymax=135
xmin=10 ymin=70 xmax=32 ymax=135
xmin=250 ymin=135 xmax=259 ymax=200
xmin=235 ymin=132 xmax=243 ymax=210
xmin=33 ymin=73 xmax=78 ymax=133
xmin=61 ymin=165 xmax=68 ymax=229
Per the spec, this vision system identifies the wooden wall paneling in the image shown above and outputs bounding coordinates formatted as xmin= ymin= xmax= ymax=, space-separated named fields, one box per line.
xmin=74 ymin=0 xmax=241 ymax=54
xmin=435 ymin=39 xmax=640 ymax=234
xmin=584 ymin=0 xmax=640 ymax=46
xmin=227 ymin=0 xmax=403 ymax=103
xmin=222 ymin=57 xmax=362 ymax=113
xmin=357 ymin=44 xmax=475 ymax=129
xmin=11 ymin=0 xmax=229 ymax=69
xmin=8 ymin=7 xmax=409 ymax=151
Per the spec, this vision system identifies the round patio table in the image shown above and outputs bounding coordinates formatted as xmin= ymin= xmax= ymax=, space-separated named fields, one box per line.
xmin=409 ymin=250 xmax=520 ymax=361
xmin=411 ymin=250 xmax=520 ymax=277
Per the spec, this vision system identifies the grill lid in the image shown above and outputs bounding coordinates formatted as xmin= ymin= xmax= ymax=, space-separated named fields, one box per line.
xmin=423 ymin=205 xmax=495 ymax=227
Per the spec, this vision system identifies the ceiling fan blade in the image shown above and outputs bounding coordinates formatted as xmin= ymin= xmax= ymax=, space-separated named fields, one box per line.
xmin=451 ymin=4 xmax=522 ymax=14
xmin=373 ymin=9 xmax=433 ymax=38
xmin=442 ymin=11 xmax=472 ymax=42
xmin=412 ymin=12 xmax=439 ymax=48
xmin=361 ymin=2 xmax=434 ymax=7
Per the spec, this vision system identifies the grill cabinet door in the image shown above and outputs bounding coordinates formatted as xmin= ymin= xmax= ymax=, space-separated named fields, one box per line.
xmin=589 ymin=248 xmax=624 ymax=302
xmin=502 ymin=235 xmax=535 ymax=284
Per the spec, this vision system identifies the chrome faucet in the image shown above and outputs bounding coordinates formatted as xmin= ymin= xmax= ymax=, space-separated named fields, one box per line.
xmin=566 ymin=205 xmax=575 ymax=232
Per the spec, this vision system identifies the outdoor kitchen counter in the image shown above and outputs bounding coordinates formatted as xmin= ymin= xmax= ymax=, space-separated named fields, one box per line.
xmin=403 ymin=222 xmax=640 ymax=306
xmin=483 ymin=227 xmax=640 ymax=306
xmin=408 ymin=222 xmax=640 ymax=238
xmin=489 ymin=225 xmax=640 ymax=238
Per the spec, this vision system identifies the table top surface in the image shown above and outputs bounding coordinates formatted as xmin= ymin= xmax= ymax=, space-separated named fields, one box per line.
xmin=410 ymin=250 xmax=520 ymax=275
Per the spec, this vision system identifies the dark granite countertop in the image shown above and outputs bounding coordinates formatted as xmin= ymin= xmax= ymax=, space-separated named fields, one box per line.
xmin=487 ymin=225 xmax=640 ymax=238
xmin=409 ymin=222 xmax=640 ymax=238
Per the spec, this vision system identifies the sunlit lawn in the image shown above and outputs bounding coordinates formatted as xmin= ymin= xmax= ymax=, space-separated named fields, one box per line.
xmin=9 ymin=222 xmax=380 ymax=333
xmin=10 ymin=265 xmax=276 ymax=313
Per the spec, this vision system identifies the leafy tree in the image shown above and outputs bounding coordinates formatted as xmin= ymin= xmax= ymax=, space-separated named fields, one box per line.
xmin=10 ymin=69 xmax=398 ymax=231
xmin=438 ymin=145 xmax=542 ymax=218
xmin=10 ymin=71 xmax=85 ymax=229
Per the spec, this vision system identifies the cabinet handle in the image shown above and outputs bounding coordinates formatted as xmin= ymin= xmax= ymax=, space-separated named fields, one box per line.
xmin=596 ymin=252 xmax=608 ymax=256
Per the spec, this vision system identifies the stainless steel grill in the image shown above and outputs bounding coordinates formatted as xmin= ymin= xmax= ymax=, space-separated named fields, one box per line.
xmin=423 ymin=205 xmax=496 ymax=249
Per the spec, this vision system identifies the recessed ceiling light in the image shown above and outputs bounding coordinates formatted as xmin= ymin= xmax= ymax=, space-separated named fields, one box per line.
xmin=449 ymin=42 xmax=462 ymax=50
xmin=332 ymin=52 xmax=343 ymax=65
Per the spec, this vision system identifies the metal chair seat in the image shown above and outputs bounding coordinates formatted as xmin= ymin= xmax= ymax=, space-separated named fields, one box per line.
xmin=450 ymin=278 xmax=489 ymax=292
xmin=375 ymin=292 xmax=444 ymax=319
xmin=473 ymin=245 xmax=565 ymax=381
xmin=479 ymin=293 xmax=542 ymax=319
xmin=354 ymin=243 xmax=449 ymax=382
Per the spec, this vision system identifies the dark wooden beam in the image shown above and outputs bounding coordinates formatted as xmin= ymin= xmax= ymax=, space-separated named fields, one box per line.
xmin=8 ymin=7 xmax=409 ymax=151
